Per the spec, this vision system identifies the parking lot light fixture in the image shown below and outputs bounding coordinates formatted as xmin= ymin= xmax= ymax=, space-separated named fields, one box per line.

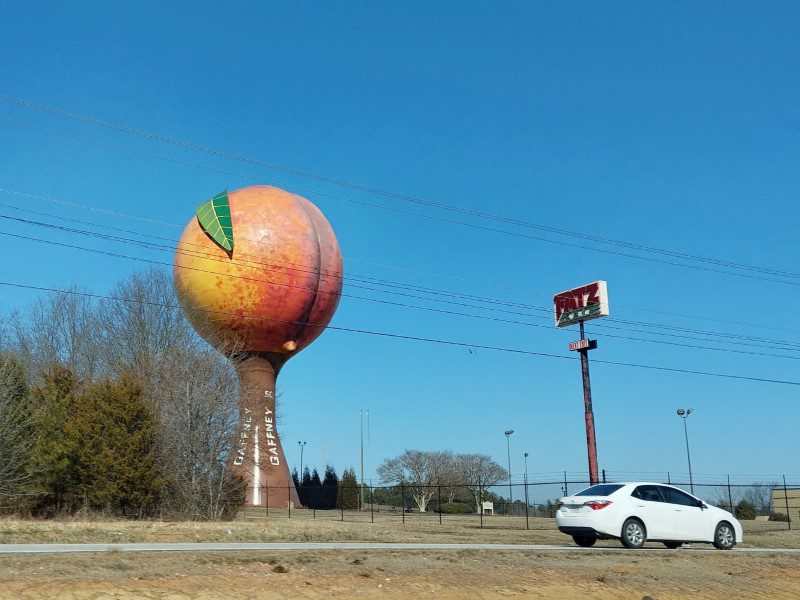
xmin=504 ymin=430 xmax=514 ymax=508
xmin=676 ymin=409 xmax=694 ymax=494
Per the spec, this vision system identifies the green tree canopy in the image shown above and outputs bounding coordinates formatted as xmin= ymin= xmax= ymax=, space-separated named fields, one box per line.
xmin=337 ymin=467 xmax=359 ymax=510
xmin=65 ymin=375 xmax=168 ymax=517
xmin=27 ymin=365 xmax=78 ymax=514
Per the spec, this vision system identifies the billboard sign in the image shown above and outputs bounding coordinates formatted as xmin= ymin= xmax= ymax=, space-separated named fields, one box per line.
xmin=554 ymin=280 xmax=609 ymax=327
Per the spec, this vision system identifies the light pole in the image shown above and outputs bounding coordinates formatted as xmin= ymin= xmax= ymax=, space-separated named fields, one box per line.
xmin=524 ymin=452 xmax=529 ymax=483
xmin=504 ymin=429 xmax=514 ymax=511
xmin=360 ymin=409 xmax=369 ymax=510
xmin=297 ymin=441 xmax=307 ymax=482
xmin=523 ymin=452 xmax=530 ymax=528
xmin=676 ymin=409 xmax=694 ymax=494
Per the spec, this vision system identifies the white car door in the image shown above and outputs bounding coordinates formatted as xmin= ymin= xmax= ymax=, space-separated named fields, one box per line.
xmin=629 ymin=485 xmax=674 ymax=540
xmin=660 ymin=486 xmax=710 ymax=541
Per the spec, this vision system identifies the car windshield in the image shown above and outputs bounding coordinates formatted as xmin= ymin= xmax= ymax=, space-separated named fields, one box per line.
xmin=575 ymin=484 xmax=624 ymax=496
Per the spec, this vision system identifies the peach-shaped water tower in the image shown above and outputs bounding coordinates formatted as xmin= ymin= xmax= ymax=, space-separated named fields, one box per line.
xmin=173 ymin=185 xmax=343 ymax=508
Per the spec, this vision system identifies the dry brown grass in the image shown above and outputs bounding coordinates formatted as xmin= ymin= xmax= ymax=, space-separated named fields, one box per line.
xmin=1 ymin=547 xmax=799 ymax=599
xmin=0 ymin=510 xmax=797 ymax=548
xmin=1 ymin=513 xmax=798 ymax=598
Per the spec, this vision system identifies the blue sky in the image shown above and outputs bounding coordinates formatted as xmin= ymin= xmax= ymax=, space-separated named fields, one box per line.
xmin=1 ymin=2 xmax=798 ymax=486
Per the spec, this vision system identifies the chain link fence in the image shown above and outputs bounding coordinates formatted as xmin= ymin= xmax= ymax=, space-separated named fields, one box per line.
xmin=248 ymin=476 xmax=798 ymax=531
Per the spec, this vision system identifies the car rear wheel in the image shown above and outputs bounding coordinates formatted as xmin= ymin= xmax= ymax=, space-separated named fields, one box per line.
xmin=621 ymin=518 xmax=646 ymax=549
xmin=713 ymin=522 xmax=736 ymax=550
xmin=663 ymin=541 xmax=682 ymax=549
xmin=572 ymin=534 xmax=597 ymax=547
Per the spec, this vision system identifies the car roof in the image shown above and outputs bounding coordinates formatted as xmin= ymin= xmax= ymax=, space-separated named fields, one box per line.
xmin=581 ymin=482 xmax=685 ymax=489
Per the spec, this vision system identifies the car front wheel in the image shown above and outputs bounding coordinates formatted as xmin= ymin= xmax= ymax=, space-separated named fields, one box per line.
xmin=572 ymin=534 xmax=597 ymax=547
xmin=621 ymin=518 xmax=646 ymax=549
xmin=713 ymin=522 xmax=736 ymax=550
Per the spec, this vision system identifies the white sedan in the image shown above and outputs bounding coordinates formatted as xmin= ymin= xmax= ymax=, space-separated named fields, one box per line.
xmin=556 ymin=482 xmax=743 ymax=550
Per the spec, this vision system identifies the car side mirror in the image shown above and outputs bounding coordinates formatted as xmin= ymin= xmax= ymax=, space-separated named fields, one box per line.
xmin=698 ymin=501 xmax=707 ymax=510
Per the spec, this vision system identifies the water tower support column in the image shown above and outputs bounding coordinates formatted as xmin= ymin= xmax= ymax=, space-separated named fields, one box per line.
xmin=232 ymin=352 xmax=300 ymax=509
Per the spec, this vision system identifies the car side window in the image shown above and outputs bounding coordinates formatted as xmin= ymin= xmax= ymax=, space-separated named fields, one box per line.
xmin=632 ymin=485 xmax=663 ymax=502
xmin=660 ymin=486 xmax=697 ymax=507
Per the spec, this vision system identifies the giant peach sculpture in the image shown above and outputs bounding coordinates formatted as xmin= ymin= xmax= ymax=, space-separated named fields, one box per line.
xmin=174 ymin=185 xmax=343 ymax=508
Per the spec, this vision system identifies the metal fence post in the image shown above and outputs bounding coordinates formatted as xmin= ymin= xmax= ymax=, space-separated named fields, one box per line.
xmin=563 ymin=471 xmax=568 ymax=497
xmin=287 ymin=484 xmax=291 ymax=518
xmin=370 ymin=484 xmax=374 ymax=524
xmin=727 ymin=475 xmax=733 ymax=513
xmin=524 ymin=474 xmax=529 ymax=530
xmin=784 ymin=475 xmax=792 ymax=531
xmin=602 ymin=469 xmax=606 ymax=484
xmin=438 ymin=482 xmax=442 ymax=525
xmin=265 ymin=484 xmax=269 ymax=518
xmin=667 ymin=472 xmax=671 ymax=485
xmin=401 ymin=482 xmax=405 ymax=524
xmin=312 ymin=483 xmax=316 ymax=519
xmin=478 ymin=477 xmax=483 ymax=529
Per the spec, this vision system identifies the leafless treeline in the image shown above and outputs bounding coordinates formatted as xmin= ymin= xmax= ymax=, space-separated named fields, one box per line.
xmin=0 ymin=268 xmax=243 ymax=519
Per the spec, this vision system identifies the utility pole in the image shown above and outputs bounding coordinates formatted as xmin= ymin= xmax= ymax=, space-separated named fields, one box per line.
xmin=676 ymin=408 xmax=694 ymax=494
xmin=554 ymin=280 xmax=607 ymax=487
xmin=504 ymin=429 xmax=514 ymax=510
xmin=578 ymin=321 xmax=599 ymax=485
xmin=360 ymin=409 xmax=369 ymax=510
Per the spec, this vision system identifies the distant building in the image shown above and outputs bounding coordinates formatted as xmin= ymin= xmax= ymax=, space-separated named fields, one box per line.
xmin=771 ymin=487 xmax=800 ymax=520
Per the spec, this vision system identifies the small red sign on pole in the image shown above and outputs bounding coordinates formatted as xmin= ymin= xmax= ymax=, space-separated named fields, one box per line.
xmin=569 ymin=339 xmax=597 ymax=352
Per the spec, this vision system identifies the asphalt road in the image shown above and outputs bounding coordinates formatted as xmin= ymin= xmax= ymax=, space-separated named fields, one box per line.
xmin=0 ymin=542 xmax=798 ymax=554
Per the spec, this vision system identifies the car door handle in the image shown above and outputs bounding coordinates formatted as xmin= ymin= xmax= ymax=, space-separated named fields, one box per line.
xmin=635 ymin=503 xmax=645 ymax=507
xmin=673 ymin=508 xmax=682 ymax=512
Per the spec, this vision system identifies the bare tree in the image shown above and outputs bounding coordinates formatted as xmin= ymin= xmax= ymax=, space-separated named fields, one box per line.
xmin=457 ymin=453 xmax=508 ymax=513
xmin=97 ymin=268 xmax=195 ymax=386
xmin=10 ymin=288 xmax=102 ymax=386
xmin=377 ymin=450 xmax=454 ymax=512
xmin=151 ymin=345 xmax=241 ymax=518
xmin=438 ymin=452 xmax=462 ymax=503
xmin=0 ymin=313 xmax=10 ymax=351
xmin=741 ymin=483 xmax=775 ymax=515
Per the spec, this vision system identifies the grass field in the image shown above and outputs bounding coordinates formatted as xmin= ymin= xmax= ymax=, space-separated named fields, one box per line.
xmin=1 ymin=513 xmax=798 ymax=599
xmin=0 ymin=510 xmax=797 ymax=548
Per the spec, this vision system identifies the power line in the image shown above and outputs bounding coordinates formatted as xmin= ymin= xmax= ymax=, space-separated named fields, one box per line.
xmin=3 ymin=218 xmax=800 ymax=362
xmin=6 ymin=180 xmax=795 ymax=340
xmin=1 ymin=279 xmax=798 ymax=387
xmin=2 ymin=190 xmax=800 ymax=355
xmin=4 ymin=199 xmax=800 ymax=352
xmin=4 ymin=181 xmax=800 ymax=345
xmin=1 ymin=92 xmax=797 ymax=281
xmin=2 ymin=192 xmax=798 ymax=352
xmin=2 ymin=114 xmax=799 ymax=289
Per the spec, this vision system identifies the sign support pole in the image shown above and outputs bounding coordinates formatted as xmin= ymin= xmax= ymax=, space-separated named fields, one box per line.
xmin=579 ymin=321 xmax=599 ymax=485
